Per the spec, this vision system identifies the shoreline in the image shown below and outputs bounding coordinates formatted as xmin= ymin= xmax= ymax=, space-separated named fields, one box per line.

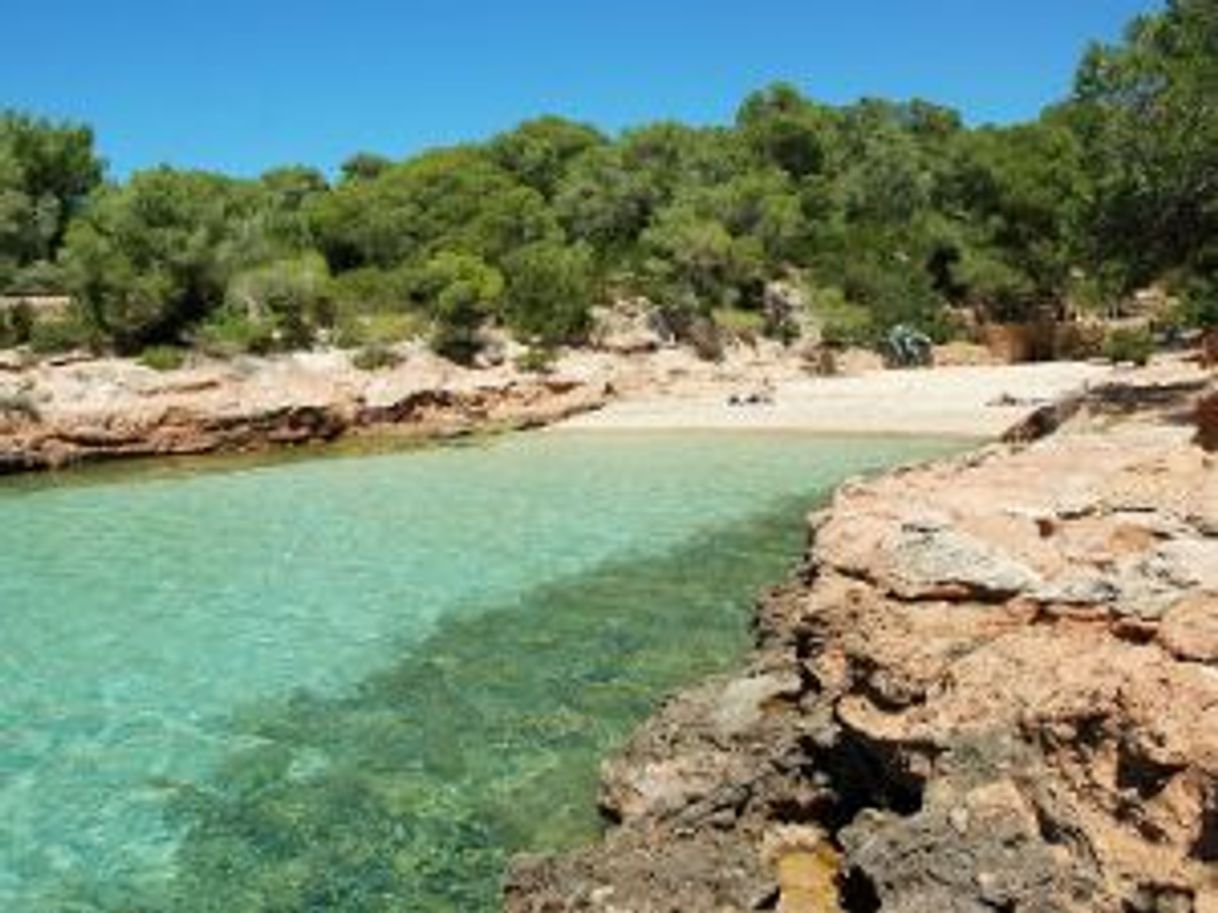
xmin=555 ymin=360 xmax=1115 ymax=438
xmin=507 ymin=358 xmax=1218 ymax=913
xmin=0 ymin=345 xmax=1125 ymax=475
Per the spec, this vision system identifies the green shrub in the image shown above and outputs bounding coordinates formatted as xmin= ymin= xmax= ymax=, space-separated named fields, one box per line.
xmin=27 ymin=317 xmax=95 ymax=355
xmin=502 ymin=242 xmax=594 ymax=345
xmin=0 ymin=303 xmax=34 ymax=347
xmin=138 ymin=345 xmax=187 ymax=371
xmin=416 ymin=252 xmax=505 ymax=364
xmin=1102 ymin=326 xmax=1155 ymax=366
xmin=1179 ymin=277 xmax=1218 ymax=329
xmin=810 ymin=286 xmax=875 ymax=348
xmin=334 ymin=309 xmax=426 ymax=349
xmin=712 ymin=307 xmax=764 ymax=344
xmin=514 ymin=346 xmax=557 ymax=374
xmin=430 ymin=323 xmax=482 ymax=365
xmin=351 ymin=343 xmax=403 ymax=371
xmin=193 ymin=310 xmax=277 ymax=357
xmin=225 ymin=253 xmax=334 ymax=351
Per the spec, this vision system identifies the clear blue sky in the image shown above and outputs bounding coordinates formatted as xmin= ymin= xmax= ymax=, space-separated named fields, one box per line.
xmin=3 ymin=0 xmax=1161 ymax=179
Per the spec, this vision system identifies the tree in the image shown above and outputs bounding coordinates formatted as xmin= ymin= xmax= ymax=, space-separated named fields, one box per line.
xmin=223 ymin=251 xmax=333 ymax=350
xmin=736 ymin=83 xmax=838 ymax=179
xmin=311 ymin=147 xmax=558 ymax=272
xmin=61 ymin=168 xmax=257 ymax=350
xmin=415 ymin=251 xmax=505 ymax=361
xmin=340 ymin=152 xmax=392 ymax=183
xmin=501 ymin=242 xmax=595 ymax=344
xmin=0 ymin=111 xmax=103 ymax=290
xmin=1069 ymin=0 xmax=1218 ymax=288
xmin=940 ymin=121 xmax=1089 ymax=318
xmin=489 ymin=116 xmax=605 ymax=199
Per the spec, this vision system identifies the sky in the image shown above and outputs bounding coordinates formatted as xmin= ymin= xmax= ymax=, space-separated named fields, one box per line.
xmin=3 ymin=0 xmax=1162 ymax=179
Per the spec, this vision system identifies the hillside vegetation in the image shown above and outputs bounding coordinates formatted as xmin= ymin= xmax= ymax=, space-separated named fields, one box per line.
xmin=1 ymin=0 xmax=1213 ymax=362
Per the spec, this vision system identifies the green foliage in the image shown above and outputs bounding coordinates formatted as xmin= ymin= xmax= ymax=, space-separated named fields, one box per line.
xmin=0 ymin=111 xmax=103 ymax=287
xmin=489 ymin=117 xmax=605 ymax=199
xmin=1103 ymin=325 xmax=1156 ymax=365
xmin=1179 ymin=275 xmax=1218 ymax=329
xmin=415 ymin=251 xmax=504 ymax=362
xmin=311 ymin=147 xmax=558 ymax=272
xmin=712 ymin=306 xmax=765 ymax=343
xmin=0 ymin=302 xmax=34 ymax=347
xmin=832 ymin=244 xmax=949 ymax=340
xmin=61 ymin=168 xmax=257 ymax=352
xmin=339 ymin=152 xmax=392 ymax=183
xmin=138 ymin=344 xmax=187 ymax=371
xmin=514 ymin=345 xmax=557 ymax=374
xmin=737 ymin=83 xmax=837 ymax=179
xmin=501 ymin=242 xmax=594 ymax=344
xmin=225 ymin=252 xmax=333 ymax=351
xmin=808 ymin=285 xmax=875 ymax=348
xmin=27 ymin=314 xmax=96 ymax=354
xmin=351 ymin=342 xmax=403 ymax=371
xmin=1070 ymin=0 xmax=1218 ymax=289
xmin=193 ymin=309 xmax=275 ymax=357
xmin=334 ymin=309 xmax=425 ymax=350
xmin=3 ymin=2 xmax=1209 ymax=362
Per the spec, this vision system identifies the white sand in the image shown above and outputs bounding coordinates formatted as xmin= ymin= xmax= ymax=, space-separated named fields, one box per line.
xmin=556 ymin=362 xmax=1115 ymax=438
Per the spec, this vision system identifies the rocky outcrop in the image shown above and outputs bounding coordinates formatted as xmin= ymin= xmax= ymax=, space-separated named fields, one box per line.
xmin=0 ymin=353 xmax=608 ymax=472
xmin=589 ymin=299 xmax=674 ymax=354
xmin=506 ymin=374 xmax=1218 ymax=913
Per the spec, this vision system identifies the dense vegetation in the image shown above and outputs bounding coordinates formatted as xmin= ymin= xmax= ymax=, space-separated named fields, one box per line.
xmin=2 ymin=0 xmax=1213 ymax=361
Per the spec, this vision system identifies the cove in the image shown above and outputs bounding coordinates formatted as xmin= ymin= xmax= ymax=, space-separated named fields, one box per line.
xmin=0 ymin=430 xmax=961 ymax=912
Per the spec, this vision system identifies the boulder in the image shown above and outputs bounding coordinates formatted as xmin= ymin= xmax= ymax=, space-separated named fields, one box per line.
xmin=590 ymin=298 xmax=670 ymax=354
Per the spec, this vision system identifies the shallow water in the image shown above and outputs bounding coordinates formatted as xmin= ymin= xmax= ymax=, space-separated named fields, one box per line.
xmin=0 ymin=431 xmax=961 ymax=912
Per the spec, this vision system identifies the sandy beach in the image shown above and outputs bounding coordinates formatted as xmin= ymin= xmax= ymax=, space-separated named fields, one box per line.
xmin=556 ymin=360 xmax=1115 ymax=438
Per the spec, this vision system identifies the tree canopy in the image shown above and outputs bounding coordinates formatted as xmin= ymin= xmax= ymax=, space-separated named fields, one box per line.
xmin=2 ymin=1 xmax=1214 ymax=359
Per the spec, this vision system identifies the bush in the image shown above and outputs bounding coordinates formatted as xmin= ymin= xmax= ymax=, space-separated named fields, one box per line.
xmin=351 ymin=343 xmax=402 ymax=371
xmin=416 ymin=252 xmax=505 ymax=364
xmin=514 ymin=345 xmax=557 ymax=374
xmin=327 ymin=266 xmax=416 ymax=315
xmin=712 ymin=307 xmax=765 ymax=345
xmin=502 ymin=242 xmax=595 ymax=345
xmin=193 ymin=309 xmax=277 ymax=357
xmin=225 ymin=253 xmax=334 ymax=351
xmin=333 ymin=309 xmax=425 ymax=349
xmin=1102 ymin=325 xmax=1155 ymax=366
xmin=810 ymin=286 xmax=875 ymax=348
xmin=0 ymin=303 xmax=34 ymax=347
xmin=138 ymin=345 xmax=187 ymax=371
xmin=27 ymin=317 xmax=96 ymax=355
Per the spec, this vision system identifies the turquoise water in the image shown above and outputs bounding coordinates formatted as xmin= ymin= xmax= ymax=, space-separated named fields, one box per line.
xmin=0 ymin=431 xmax=960 ymax=912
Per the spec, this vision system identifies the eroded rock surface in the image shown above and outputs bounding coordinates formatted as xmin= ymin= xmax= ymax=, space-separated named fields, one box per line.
xmin=506 ymin=375 xmax=1218 ymax=913
xmin=0 ymin=350 xmax=608 ymax=471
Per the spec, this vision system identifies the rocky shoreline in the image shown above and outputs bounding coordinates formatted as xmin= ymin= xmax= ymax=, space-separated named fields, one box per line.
xmin=0 ymin=340 xmax=1117 ymax=475
xmin=506 ymin=367 xmax=1218 ymax=913
xmin=0 ymin=351 xmax=610 ymax=473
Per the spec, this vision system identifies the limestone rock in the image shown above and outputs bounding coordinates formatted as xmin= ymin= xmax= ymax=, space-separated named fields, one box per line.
xmin=506 ymin=378 xmax=1218 ymax=913
xmin=590 ymin=298 xmax=670 ymax=354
